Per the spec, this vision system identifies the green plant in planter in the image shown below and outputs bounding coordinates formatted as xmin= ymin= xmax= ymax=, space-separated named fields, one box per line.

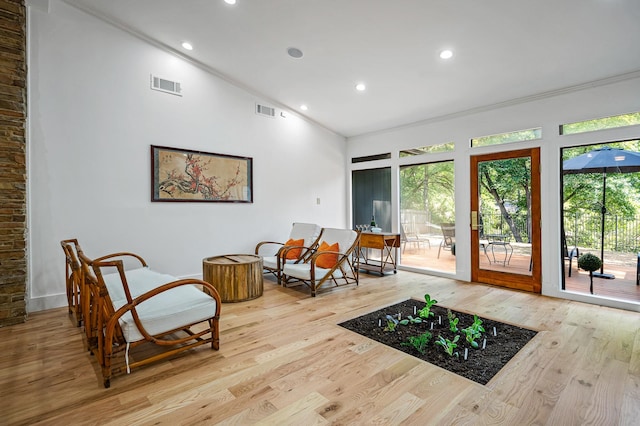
xmin=447 ymin=309 xmax=459 ymax=333
xmin=435 ymin=334 xmax=459 ymax=357
xmin=399 ymin=315 xmax=423 ymax=325
xmin=578 ymin=252 xmax=602 ymax=294
xmin=461 ymin=315 xmax=485 ymax=349
xmin=384 ymin=314 xmax=399 ymax=332
xmin=418 ymin=294 xmax=438 ymax=319
xmin=401 ymin=331 xmax=432 ymax=354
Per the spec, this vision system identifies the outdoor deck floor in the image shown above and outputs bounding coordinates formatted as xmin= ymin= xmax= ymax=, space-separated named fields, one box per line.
xmin=396 ymin=237 xmax=639 ymax=304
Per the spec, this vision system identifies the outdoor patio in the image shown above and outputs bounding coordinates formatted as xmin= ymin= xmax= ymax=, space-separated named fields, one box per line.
xmin=397 ymin=236 xmax=640 ymax=304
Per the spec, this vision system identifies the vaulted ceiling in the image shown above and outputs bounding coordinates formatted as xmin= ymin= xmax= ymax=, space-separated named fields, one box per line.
xmin=65 ymin=0 xmax=640 ymax=137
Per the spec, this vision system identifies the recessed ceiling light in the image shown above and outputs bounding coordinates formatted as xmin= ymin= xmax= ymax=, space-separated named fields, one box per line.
xmin=287 ymin=47 xmax=304 ymax=59
xmin=300 ymin=105 xmax=308 ymax=111
xmin=440 ymin=49 xmax=453 ymax=59
xmin=181 ymin=42 xmax=193 ymax=51
xmin=224 ymin=0 xmax=236 ymax=5
xmin=355 ymin=83 xmax=366 ymax=91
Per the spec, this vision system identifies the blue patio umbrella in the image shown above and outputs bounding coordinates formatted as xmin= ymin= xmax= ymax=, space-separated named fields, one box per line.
xmin=563 ymin=146 xmax=640 ymax=278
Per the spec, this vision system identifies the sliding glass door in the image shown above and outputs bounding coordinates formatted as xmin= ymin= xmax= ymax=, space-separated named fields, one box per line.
xmin=399 ymin=160 xmax=455 ymax=273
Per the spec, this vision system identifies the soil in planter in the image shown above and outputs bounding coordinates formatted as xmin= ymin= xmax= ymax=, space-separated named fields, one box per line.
xmin=338 ymin=299 xmax=538 ymax=385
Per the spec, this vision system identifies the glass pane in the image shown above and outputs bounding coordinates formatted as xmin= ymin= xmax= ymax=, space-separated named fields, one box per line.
xmin=471 ymin=128 xmax=541 ymax=147
xmin=561 ymin=140 xmax=640 ymax=303
xmin=399 ymin=161 xmax=455 ymax=273
xmin=352 ymin=168 xmax=391 ymax=232
xmin=477 ymin=156 xmax=532 ymax=276
xmin=400 ymin=142 xmax=454 ymax=157
xmin=560 ymin=112 xmax=640 ymax=135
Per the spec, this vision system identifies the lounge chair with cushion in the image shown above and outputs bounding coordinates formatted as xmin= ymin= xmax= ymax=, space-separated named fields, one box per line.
xmin=76 ymin=246 xmax=221 ymax=388
xmin=281 ymin=228 xmax=360 ymax=297
xmin=255 ymin=222 xmax=323 ymax=283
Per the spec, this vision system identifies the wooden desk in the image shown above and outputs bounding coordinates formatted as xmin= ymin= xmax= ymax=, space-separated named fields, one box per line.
xmin=356 ymin=232 xmax=400 ymax=276
xmin=203 ymin=254 xmax=263 ymax=302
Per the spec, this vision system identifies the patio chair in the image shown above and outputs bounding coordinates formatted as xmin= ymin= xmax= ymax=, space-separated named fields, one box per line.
xmin=562 ymin=229 xmax=579 ymax=277
xmin=400 ymin=224 xmax=430 ymax=253
xmin=437 ymin=223 xmax=456 ymax=258
xmin=255 ymin=222 xmax=323 ymax=283
xmin=281 ymin=228 xmax=360 ymax=297
xmin=60 ymin=239 xmax=84 ymax=327
xmin=77 ymin=248 xmax=221 ymax=388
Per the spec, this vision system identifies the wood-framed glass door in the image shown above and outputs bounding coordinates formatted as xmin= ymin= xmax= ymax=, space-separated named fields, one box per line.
xmin=471 ymin=148 xmax=541 ymax=293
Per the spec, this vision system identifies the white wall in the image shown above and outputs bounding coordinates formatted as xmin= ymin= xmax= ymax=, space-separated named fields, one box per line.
xmin=27 ymin=0 xmax=347 ymax=311
xmin=347 ymin=76 xmax=640 ymax=312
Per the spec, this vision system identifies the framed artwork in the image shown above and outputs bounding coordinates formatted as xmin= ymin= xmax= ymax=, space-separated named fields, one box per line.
xmin=151 ymin=145 xmax=253 ymax=202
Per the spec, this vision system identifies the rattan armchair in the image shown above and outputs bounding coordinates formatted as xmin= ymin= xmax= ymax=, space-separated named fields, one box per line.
xmin=255 ymin=222 xmax=323 ymax=283
xmin=281 ymin=228 xmax=360 ymax=297
xmin=77 ymin=249 xmax=221 ymax=388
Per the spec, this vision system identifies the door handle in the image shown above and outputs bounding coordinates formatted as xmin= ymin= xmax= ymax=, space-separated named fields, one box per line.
xmin=471 ymin=211 xmax=479 ymax=230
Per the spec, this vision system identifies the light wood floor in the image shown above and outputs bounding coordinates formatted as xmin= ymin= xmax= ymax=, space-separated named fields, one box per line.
xmin=2 ymin=272 xmax=639 ymax=425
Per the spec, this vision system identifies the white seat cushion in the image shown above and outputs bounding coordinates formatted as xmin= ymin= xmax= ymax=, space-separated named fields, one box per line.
xmin=283 ymin=263 xmax=344 ymax=280
xmin=263 ymin=256 xmax=297 ymax=270
xmin=102 ymin=267 xmax=218 ymax=343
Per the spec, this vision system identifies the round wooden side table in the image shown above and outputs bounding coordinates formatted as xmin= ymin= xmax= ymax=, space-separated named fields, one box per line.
xmin=202 ymin=254 xmax=263 ymax=302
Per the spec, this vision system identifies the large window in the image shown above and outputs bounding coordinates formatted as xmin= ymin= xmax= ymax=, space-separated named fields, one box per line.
xmin=399 ymin=161 xmax=455 ymax=273
xmin=561 ymin=139 xmax=640 ymax=304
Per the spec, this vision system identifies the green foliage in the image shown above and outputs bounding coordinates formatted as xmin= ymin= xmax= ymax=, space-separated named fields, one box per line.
xmin=435 ymin=335 xmax=459 ymax=357
xmin=418 ymin=294 xmax=438 ymax=319
xmin=478 ymin=157 xmax=531 ymax=243
xmin=400 ymin=161 xmax=455 ymax=223
xmin=447 ymin=309 xmax=459 ymax=333
xmin=461 ymin=315 xmax=485 ymax=349
xmin=472 ymin=128 xmax=541 ymax=147
xmin=399 ymin=315 xmax=423 ymax=326
xmin=578 ymin=253 xmax=602 ymax=272
xmin=563 ymin=140 xmax=640 ymax=221
xmin=401 ymin=331 xmax=432 ymax=355
xmin=384 ymin=314 xmax=399 ymax=332
xmin=561 ymin=112 xmax=640 ymax=135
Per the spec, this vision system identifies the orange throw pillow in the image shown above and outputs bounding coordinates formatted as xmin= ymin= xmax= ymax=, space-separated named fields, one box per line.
xmin=282 ymin=238 xmax=304 ymax=260
xmin=316 ymin=241 xmax=339 ymax=269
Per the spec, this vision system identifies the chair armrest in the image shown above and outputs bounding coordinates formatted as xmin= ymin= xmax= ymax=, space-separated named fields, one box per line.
xmin=92 ymin=252 xmax=148 ymax=268
xmin=255 ymin=241 xmax=284 ymax=255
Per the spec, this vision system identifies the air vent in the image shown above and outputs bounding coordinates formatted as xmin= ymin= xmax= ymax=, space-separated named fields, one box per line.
xmin=255 ymin=103 xmax=276 ymax=118
xmin=150 ymin=74 xmax=182 ymax=96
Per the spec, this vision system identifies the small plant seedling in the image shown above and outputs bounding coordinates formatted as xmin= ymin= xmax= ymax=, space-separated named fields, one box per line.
xmin=399 ymin=315 xmax=423 ymax=326
xmin=418 ymin=294 xmax=438 ymax=319
xmin=461 ymin=327 xmax=481 ymax=348
xmin=461 ymin=315 xmax=485 ymax=348
xmin=447 ymin=309 xmax=459 ymax=333
xmin=384 ymin=314 xmax=399 ymax=332
xmin=401 ymin=331 xmax=432 ymax=355
xmin=435 ymin=335 xmax=459 ymax=357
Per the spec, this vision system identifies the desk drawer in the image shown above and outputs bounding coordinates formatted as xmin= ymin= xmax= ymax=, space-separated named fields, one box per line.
xmin=359 ymin=233 xmax=385 ymax=249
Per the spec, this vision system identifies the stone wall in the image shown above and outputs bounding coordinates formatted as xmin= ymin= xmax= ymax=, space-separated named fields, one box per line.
xmin=0 ymin=0 xmax=26 ymax=327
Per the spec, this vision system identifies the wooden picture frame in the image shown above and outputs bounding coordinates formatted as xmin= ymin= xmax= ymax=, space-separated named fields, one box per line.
xmin=151 ymin=145 xmax=253 ymax=203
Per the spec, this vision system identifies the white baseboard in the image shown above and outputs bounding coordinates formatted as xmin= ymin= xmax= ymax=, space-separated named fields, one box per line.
xmin=28 ymin=293 xmax=66 ymax=313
